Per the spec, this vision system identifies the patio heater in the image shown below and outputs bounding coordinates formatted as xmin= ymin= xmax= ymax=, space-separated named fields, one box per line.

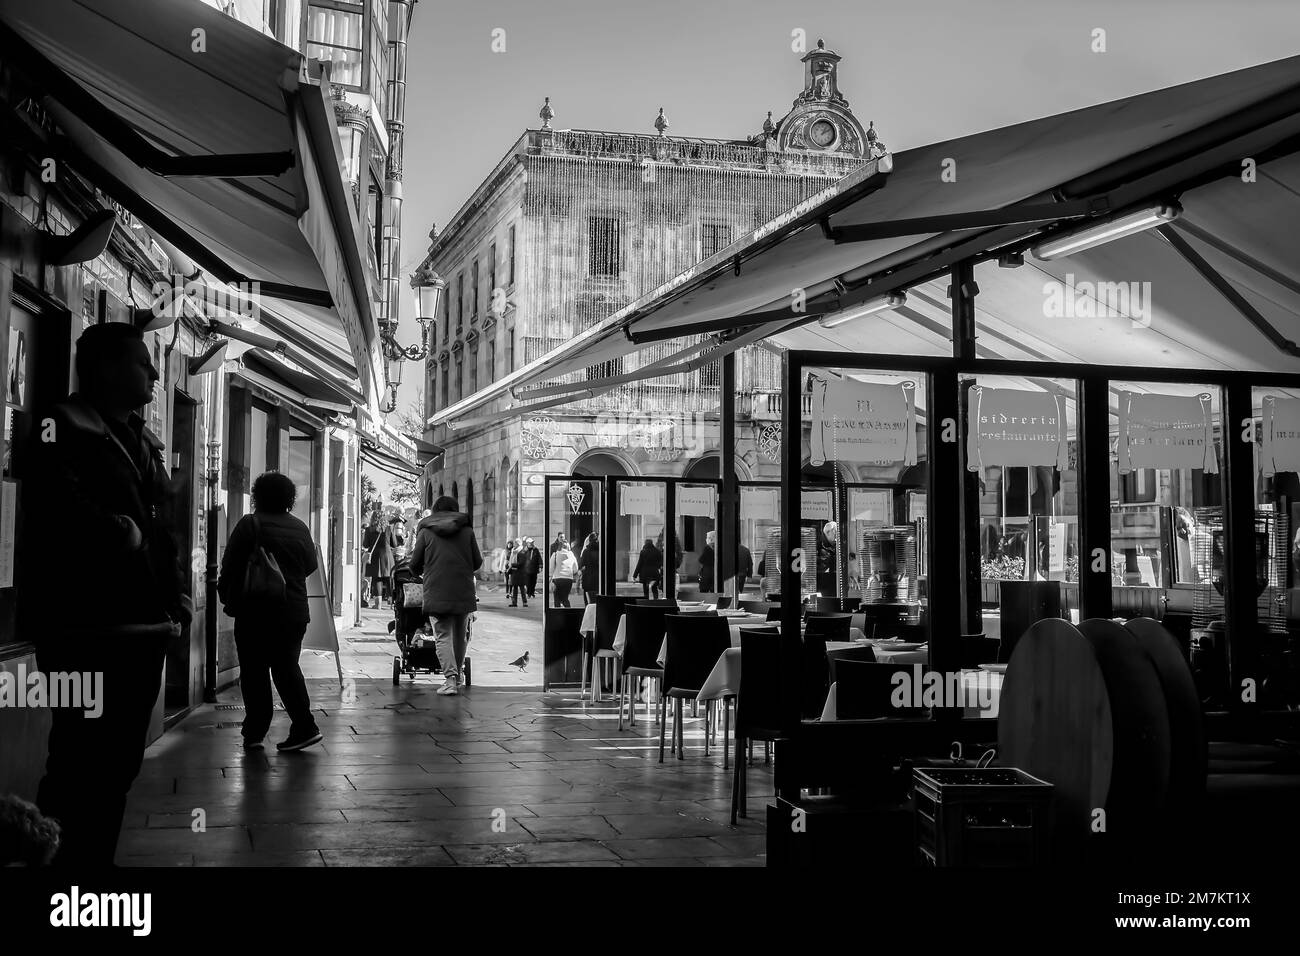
xmin=858 ymin=526 xmax=922 ymax=631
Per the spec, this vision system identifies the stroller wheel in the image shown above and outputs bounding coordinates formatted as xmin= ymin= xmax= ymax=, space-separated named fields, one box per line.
xmin=392 ymin=657 xmax=401 ymax=685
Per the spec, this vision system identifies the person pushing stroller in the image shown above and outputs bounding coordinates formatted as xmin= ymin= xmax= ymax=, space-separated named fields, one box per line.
xmin=407 ymin=496 xmax=482 ymax=696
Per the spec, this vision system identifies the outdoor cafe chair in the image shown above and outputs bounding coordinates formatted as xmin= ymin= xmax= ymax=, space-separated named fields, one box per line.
xmin=811 ymin=595 xmax=861 ymax=613
xmin=826 ymin=643 xmax=877 ymax=684
xmin=731 ymin=627 xmax=784 ymax=824
xmin=588 ymin=595 xmax=628 ymax=702
xmin=738 ymin=599 xmax=771 ymax=614
xmin=633 ymin=599 xmax=679 ymax=608
xmin=618 ymin=603 xmax=674 ymax=730
xmin=659 ymin=615 xmax=731 ymax=763
xmin=801 ymin=613 xmax=852 ymax=717
xmin=766 ymin=605 xmax=804 ymax=623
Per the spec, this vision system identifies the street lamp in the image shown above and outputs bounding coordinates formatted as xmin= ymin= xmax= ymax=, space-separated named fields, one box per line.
xmin=378 ymin=262 xmax=445 ymax=412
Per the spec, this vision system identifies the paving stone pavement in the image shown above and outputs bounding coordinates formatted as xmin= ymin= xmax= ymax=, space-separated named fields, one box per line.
xmin=121 ymin=605 xmax=771 ymax=866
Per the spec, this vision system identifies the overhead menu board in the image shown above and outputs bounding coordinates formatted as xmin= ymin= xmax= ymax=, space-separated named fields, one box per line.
xmin=1261 ymin=396 xmax=1300 ymax=477
xmin=1117 ymin=390 xmax=1218 ymax=474
xmin=620 ymin=483 xmax=665 ymax=516
xmin=740 ymin=486 xmax=778 ymax=521
xmin=676 ymin=484 xmax=716 ymax=517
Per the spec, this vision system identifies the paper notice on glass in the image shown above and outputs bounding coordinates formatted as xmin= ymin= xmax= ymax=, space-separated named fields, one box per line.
xmin=849 ymin=489 xmax=892 ymax=524
xmin=1261 ymin=396 xmax=1300 ymax=476
xmin=801 ymin=489 xmax=832 ymax=521
xmin=1117 ymin=390 xmax=1218 ymax=474
xmin=676 ymin=484 xmax=716 ymax=517
xmin=620 ymin=484 xmax=665 ymax=516
xmin=1049 ymin=523 xmax=1066 ymax=573
xmin=967 ymin=387 xmax=1069 ymax=472
xmin=809 ymin=377 xmax=917 ymax=467
xmin=740 ymin=486 xmax=778 ymax=521
xmin=0 ymin=480 xmax=15 ymax=588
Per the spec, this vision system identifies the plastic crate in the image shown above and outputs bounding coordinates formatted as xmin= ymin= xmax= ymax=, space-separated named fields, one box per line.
xmin=912 ymin=767 xmax=1054 ymax=867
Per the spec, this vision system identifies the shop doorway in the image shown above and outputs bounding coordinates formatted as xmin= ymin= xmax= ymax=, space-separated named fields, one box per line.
xmin=163 ymin=390 xmax=200 ymax=720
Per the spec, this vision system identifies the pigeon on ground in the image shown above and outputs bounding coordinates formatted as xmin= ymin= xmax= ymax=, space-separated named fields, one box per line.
xmin=508 ymin=651 xmax=530 ymax=671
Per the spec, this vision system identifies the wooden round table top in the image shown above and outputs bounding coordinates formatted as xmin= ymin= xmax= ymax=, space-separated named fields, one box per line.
xmin=1124 ymin=616 xmax=1206 ymax=804
xmin=999 ymin=619 xmax=1113 ymax=851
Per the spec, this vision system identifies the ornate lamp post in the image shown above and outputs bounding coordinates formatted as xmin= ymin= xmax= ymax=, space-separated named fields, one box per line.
xmin=379 ymin=262 xmax=445 ymax=412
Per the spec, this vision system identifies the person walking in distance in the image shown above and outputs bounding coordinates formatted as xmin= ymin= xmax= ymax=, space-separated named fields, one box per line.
xmin=550 ymin=541 xmax=579 ymax=607
xmin=524 ymin=537 xmax=542 ymax=598
xmin=19 ymin=323 xmax=190 ymax=867
xmin=633 ymin=537 xmax=663 ymax=600
xmin=407 ymin=496 xmax=482 ymax=696
xmin=362 ymin=512 xmax=394 ymax=608
xmin=550 ymin=531 xmax=567 ymax=555
xmin=579 ymin=532 xmax=600 ymax=604
xmin=217 ymin=472 xmax=322 ymax=752
xmin=509 ymin=537 xmax=529 ymax=607
xmin=698 ymin=530 xmax=716 ymax=594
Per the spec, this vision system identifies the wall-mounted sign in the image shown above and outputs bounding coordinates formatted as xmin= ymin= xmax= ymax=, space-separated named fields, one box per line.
xmin=1261 ymin=396 xmax=1300 ymax=477
xmin=1048 ymin=523 xmax=1066 ymax=574
xmin=849 ymin=489 xmax=892 ymax=525
xmin=566 ymin=482 xmax=587 ymax=514
xmin=801 ymin=489 xmax=832 ymax=521
xmin=740 ymin=486 xmax=778 ymax=521
xmin=620 ymin=483 xmax=665 ymax=516
xmin=676 ymin=484 xmax=716 ymax=517
xmin=1117 ymin=390 xmax=1218 ymax=474
xmin=810 ymin=377 xmax=917 ymax=467
xmin=967 ymin=387 xmax=1069 ymax=472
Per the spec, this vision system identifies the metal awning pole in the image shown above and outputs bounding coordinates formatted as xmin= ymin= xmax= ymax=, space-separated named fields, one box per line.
xmin=720 ymin=351 xmax=737 ymax=602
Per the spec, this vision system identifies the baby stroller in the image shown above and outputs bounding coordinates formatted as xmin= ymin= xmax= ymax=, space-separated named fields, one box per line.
xmin=389 ymin=556 xmax=473 ymax=686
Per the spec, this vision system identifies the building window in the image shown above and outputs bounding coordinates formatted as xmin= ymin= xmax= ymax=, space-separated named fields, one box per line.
xmin=429 ymin=368 xmax=437 ymax=412
xmin=588 ymin=216 xmax=620 ymax=277
xmin=456 ymin=272 xmax=464 ymax=329
xmin=470 ymin=345 xmax=479 ymax=393
xmin=471 ymin=258 xmax=479 ymax=317
xmin=586 ymin=358 xmax=624 ymax=382
xmin=507 ymin=225 xmax=517 ymax=285
xmin=455 ymin=359 xmax=463 ymax=401
xmin=488 ymin=242 xmax=497 ymax=305
xmin=487 ymin=340 xmax=496 ymax=381
xmin=440 ymin=368 xmax=449 ymax=408
xmin=307 ymin=1 xmax=363 ymax=87
xmin=1122 ymin=469 xmax=1158 ymax=504
xmin=701 ymin=222 xmax=732 ymax=259
xmin=367 ymin=0 xmax=387 ymax=116
xmin=699 ymin=358 xmax=720 ymax=389
xmin=507 ymin=329 xmax=515 ymax=372
xmin=442 ymin=281 xmax=450 ymax=340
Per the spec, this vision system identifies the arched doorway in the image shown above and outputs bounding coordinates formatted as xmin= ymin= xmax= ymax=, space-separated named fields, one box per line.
xmin=572 ymin=450 xmax=632 ymax=585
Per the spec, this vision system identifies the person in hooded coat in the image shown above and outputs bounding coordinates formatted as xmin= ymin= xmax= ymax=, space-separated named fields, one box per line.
xmin=407 ymin=496 xmax=482 ymax=695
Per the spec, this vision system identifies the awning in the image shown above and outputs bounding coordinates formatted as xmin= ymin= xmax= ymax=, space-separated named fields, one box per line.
xmin=361 ymin=444 xmax=422 ymax=482
xmin=0 ymin=0 xmax=382 ymax=401
xmin=211 ymin=318 xmax=363 ymax=406
xmin=236 ymin=349 xmax=358 ymax=415
xmin=433 ymin=52 xmax=1300 ymax=426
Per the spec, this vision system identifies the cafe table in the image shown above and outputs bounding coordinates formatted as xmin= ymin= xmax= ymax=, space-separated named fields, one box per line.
xmin=692 ymin=636 xmax=885 ymax=703
xmin=819 ymin=665 xmax=1002 ymax=720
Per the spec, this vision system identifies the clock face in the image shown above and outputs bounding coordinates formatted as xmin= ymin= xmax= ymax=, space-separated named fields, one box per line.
xmin=809 ymin=118 xmax=837 ymax=148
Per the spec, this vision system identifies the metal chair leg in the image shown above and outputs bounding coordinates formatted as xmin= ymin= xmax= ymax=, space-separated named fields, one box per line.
xmin=677 ymin=699 xmax=684 ymax=760
xmin=658 ymin=693 xmax=667 ymax=762
xmin=704 ymin=700 xmax=710 ymax=758
xmin=617 ymin=673 xmax=625 ymax=731
xmin=580 ymin=650 xmax=589 ymax=701
xmin=723 ymin=700 xmax=730 ymax=771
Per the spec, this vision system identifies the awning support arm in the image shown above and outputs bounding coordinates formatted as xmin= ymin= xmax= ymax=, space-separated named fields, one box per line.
xmin=1157 ymin=224 xmax=1300 ymax=358
xmin=520 ymin=339 xmax=710 ymax=399
xmin=0 ymin=22 xmax=295 ymax=179
xmin=823 ymin=197 xmax=1103 ymax=244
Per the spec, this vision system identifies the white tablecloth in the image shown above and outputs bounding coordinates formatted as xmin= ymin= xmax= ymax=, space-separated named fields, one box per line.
xmin=820 ymin=667 xmax=1001 ymax=720
xmin=579 ymin=603 xmax=598 ymax=635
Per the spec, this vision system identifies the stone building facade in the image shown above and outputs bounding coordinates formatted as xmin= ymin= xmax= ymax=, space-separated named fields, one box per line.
xmin=418 ymin=42 xmax=880 ymax=564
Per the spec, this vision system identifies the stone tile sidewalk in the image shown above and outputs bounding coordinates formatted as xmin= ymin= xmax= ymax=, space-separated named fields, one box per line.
xmin=120 ymin=606 xmax=770 ymax=866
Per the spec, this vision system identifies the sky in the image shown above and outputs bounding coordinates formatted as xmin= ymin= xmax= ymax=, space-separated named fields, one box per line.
xmin=373 ymin=0 xmax=1300 ymax=494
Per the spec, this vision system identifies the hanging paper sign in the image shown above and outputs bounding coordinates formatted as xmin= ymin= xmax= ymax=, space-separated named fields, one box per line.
xmin=801 ymin=489 xmax=832 ymax=521
xmin=676 ymin=484 xmax=716 ymax=517
xmin=849 ymin=489 xmax=892 ymax=524
xmin=810 ymin=377 xmax=918 ymax=467
xmin=1048 ymin=523 xmax=1066 ymax=573
xmin=620 ymin=484 xmax=664 ymax=516
xmin=1261 ymin=396 xmax=1300 ymax=477
xmin=967 ymin=387 xmax=1068 ymax=472
xmin=740 ymin=486 xmax=778 ymax=521
xmin=1117 ymin=390 xmax=1218 ymax=474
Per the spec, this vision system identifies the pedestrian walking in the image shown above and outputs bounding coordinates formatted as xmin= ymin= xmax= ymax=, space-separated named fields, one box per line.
xmin=579 ymin=532 xmax=600 ymax=604
xmin=389 ymin=514 xmax=407 ymax=562
xmin=524 ymin=537 xmax=542 ymax=597
xmin=509 ymin=537 xmax=529 ymax=607
xmin=407 ymin=496 xmax=482 ymax=696
xmin=633 ymin=537 xmax=663 ymax=600
xmin=217 ymin=472 xmax=322 ymax=753
xmin=363 ymin=512 xmax=395 ymax=607
xmin=549 ymin=542 xmax=578 ymax=607
xmin=698 ymin=530 xmax=716 ymax=593
xmin=20 ymin=322 xmax=190 ymax=867
xmin=550 ymin=531 xmax=568 ymax=555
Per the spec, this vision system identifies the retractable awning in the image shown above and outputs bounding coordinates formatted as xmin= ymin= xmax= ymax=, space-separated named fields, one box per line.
xmin=0 ymin=0 xmax=382 ymax=401
xmin=237 ymin=348 xmax=358 ymax=414
xmin=434 ymin=52 xmax=1300 ymax=426
xmin=360 ymin=443 xmax=422 ymax=481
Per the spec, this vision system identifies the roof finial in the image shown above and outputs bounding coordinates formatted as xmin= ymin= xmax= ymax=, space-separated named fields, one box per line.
xmin=539 ymin=96 xmax=554 ymax=130
xmin=762 ymin=110 xmax=775 ymax=137
xmin=654 ymin=107 xmax=669 ymax=137
xmin=817 ymin=37 xmax=826 ymax=50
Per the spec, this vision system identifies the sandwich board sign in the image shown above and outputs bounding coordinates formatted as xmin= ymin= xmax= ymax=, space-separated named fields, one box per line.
xmin=301 ymin=544 xmax=343 ymax=687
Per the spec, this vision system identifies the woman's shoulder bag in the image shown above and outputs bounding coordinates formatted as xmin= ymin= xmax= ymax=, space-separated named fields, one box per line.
xmin=244 ymin=514 xmax=287 ymax=603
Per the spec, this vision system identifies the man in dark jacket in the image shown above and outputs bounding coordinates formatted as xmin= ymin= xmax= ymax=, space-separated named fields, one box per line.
xmin=19 ymin=323 xmax=189 ymax=867
xmin=217 ymin=472 xmax=321 ymax=752
xmin=509 ymin=538 xmax=529 ymax=607
xmin=408 ymin=496 xmax=482 ymax=696
xmin=524 ymin=538 xmax=542 ymax=597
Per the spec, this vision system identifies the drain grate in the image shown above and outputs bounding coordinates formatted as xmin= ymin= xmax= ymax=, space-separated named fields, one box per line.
xmin=214 ymin=705 xmax=243 ymax=711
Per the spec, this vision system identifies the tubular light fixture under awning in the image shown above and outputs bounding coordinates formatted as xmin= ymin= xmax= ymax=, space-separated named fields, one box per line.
xmin=818 ymin=292 xmax=908 ymax=329
xmin=1030 ymin=203 xmax=1182 ymax=261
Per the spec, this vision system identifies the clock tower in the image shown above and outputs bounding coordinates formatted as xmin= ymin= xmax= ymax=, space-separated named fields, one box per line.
xmin=767 ymin=38 xmax=874 ymax=160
